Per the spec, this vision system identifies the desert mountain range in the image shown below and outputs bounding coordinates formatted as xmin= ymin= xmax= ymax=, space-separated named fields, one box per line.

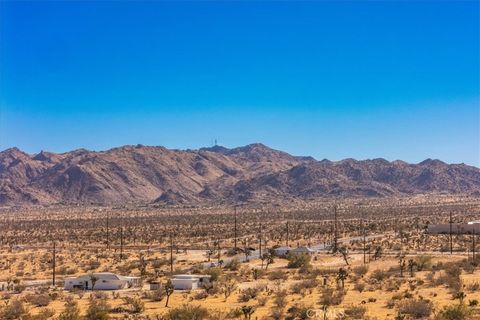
xmin=1 ymin=143 xmax=479 ymax=206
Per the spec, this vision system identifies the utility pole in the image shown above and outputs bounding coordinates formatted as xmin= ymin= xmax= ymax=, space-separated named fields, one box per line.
xmin=234 ymin=205 xmax=237 ymax=252
xmin=217 ymin=238 xmax=221 ymax=264
xmin=106 ymin=212 xmax=110 ymax=250
xmin=170 ymin=233 xmax=174 ymax=273
xmin=259 ymin=223 xmax=262 ymax=258
xmin=362 ymin=214 xmax=366 ymax=265
xmin=333 ymin=205 xmax=338 ymax=253
xmin=120 ymin=227 xmax=124 ymax=260
xmin=449 ymin=211 xmax=453 ymax=255
xmin=473 ymin=227 xmax=476 ymax=262
xmin=52 ymin=241 xmax=56 ymax=287
xmin=286 ymin=221 xmax=289 ymax=247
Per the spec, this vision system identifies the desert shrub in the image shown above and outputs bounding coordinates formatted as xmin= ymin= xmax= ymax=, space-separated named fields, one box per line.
xmin=226 ymin=307 xmax=244 ymax=318
xmin=238 ymin=285 xmax=264 ymax=302
xmin=203 ymin=267 xmax=223 ymax=282
xmin=57 ymin=297 xmax=82 ymax=320
xmin=467 ymin=282 xmax=480 ymax=292
xmin=343 ymin=305 xmax=367 ymax=320
xmin=354 ymin=281 xmax=366 ymax=292
xmin=273 ymin=290 xmax=288 ymax=309
xmin=25 ymin=293 xmax=51 ymax=307
xmin=290 ymin=279 xmax=317 ymax=295
xmin=370 ymin=269 xmax=388 ymax=282
xmin=123 ymin=296 xmax=145 ymax=314
xmin=436 ymin=265 xmax=462 ymax=293
xmin=468 ymin=299 xmax=478 ymax=306
xmin=14 ymin=284 xmax=26 ymax=293
xmin=286 ymin=253 xmax=311 ymax=269
xmin=144 ymin=287 xmax=165 ymax=301
xmin=85 ymin=297 xmax=110 ymax=320
xmin=383 ymin=279 xmax=401 ymax=292
xmin=256 ymin=295 xmax=268 ymax=306
xmin=0 ymin=300 xmax=27 ymax=320
xmin=461 ymin=261 xmax=476 ymax=274
xmin=251 ymin=268 xmax=265 ymax=280
xmin=319 ymin=287 xmax=346 ymax=306
xmin=193 ymin=290 xmax=208 ymax=300
xmin=397 ymin=298 xmax=433 ymax=319
xmin=286 ymin=303 xmax=312 ymax=320
xmin=434 ymin=303 xmax=472 ymax=320
xmin=225 ymin=258 xmax=240 ymax=271
xmin=414 ymin=255 xmax=432 ymax=271
xmin=425 ymin=271 xmax=436 ymax=286
xmin=268 ymin=270 xmax=288 ymax=281
xmin=165 ymin=304 xmax=209 ymax=320
xmin=353 ymin=265 xmax=369 ymax=277
xmin=23 ymin=308 xmax=55 ymax=320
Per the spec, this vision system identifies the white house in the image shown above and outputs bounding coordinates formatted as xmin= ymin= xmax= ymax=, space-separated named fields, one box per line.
xmin=291 ymin=246 xmax=316 ymax=255
xmin=64 ymin=272 xmax=141 ymax=291
xmin=273 ymin=246 xmax=292 ymax=257
xmin=171 ymin=274 xmax=211 ymax=290
xmin=427 ymin=221 xmax=480 ymax=235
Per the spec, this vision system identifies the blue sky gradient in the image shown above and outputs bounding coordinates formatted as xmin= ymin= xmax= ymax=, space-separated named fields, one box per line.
xmin=0 ymin=1 xmax=479 ymax=165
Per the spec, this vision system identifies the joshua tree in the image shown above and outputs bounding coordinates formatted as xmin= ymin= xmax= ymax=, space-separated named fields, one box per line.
xmin=262 ymin=250 xmax=275 ymax=270
xmin=454 ymin=291 xmax=467 ymax=304
xmin=337 ymin=268 xmax=348 ymax=289
xmin=206 ymin=247 xmax=215 ymax=262
xmin=220 ymin=277 xmax=237 ymax=301
xmin=252 ymin=268 xmax=260 ymax=280
xmin=398 ymin=255 xmax=406 ymax=277
xmin=242 ymin=239 xmax=251 ymax=262
xmin=89 ymin=274 xmax=99 ymax=291
xmin=338 ymin=246 xmax=350 ymax=266
xmin=138 ymin=254 xmax=148 ymax=277
xmin=408 ymin=259 xmax=416 ymax=277
xmin=373 ymin=246 xmax=383 ymax=260
xmin=241 ymin=305 xmax=255 ymax=320
xmin=164 ymin=279 xmax=174 ymax=307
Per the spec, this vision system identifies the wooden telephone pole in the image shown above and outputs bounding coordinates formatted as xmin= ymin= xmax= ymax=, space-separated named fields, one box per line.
xmin=473 ymin=227 xmax=476 ymax=262
xmin=362 ymin=213 xmax=367 ymax=264
xmin=170 ymin=233 xmax=174 ymax=273
xmin=333 ymin=205 xmax=338 ymax=253
xmin=449 ymin=211 xmax=453 ymax=255
xmin=234 ymin=206 xmax=238 ymax=251
xmin=52 ymin=241 xmax=56 ymax=287
xmin=106 ymin=212 xmax=110 ymax=250
xmin=259 ymin=223 xmax=262 ymax=258
xmin=120 ymin=227 xmax=124 ymax=260
xmin=286 ymin=221 xmax=289 ymax=247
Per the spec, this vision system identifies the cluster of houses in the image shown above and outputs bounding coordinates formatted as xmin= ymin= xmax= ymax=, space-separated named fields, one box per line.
xmin=63 ymin=273 xmax=211 ymax=291
xmin=63 ymin=245 xmax=317 ymax=292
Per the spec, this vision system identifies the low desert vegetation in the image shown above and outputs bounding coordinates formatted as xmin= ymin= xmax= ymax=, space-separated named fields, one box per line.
xmin=0 ymin=196 xmax=478 ymax=319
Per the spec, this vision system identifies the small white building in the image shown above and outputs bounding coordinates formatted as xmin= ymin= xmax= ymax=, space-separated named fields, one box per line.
xmin=427 ymin=221 xmax=480 ymax=235
xmin=273 ymin=246 xmax=292 ymax=257
xmin=291 ymin=246 xmax=316 ymax=255
xmin=64 ymin=272 xmax=141 ymax=291
xmin=171 ymin=274 xmax=211 ymax=290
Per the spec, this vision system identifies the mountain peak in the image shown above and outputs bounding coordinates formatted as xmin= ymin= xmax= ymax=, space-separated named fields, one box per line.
xmin=0 ymin=144 xmax=478 ymax=206
xmin=419 ymin=159 xmax=446 ymax=166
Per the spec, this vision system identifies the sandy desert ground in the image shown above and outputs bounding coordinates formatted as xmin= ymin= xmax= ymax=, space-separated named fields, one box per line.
xmin=0 ymin=195 xmax=479 ymax=319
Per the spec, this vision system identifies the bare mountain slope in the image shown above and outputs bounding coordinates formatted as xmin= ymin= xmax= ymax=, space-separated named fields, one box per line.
xmin=0 ymin=144 xmax=479 ymax=206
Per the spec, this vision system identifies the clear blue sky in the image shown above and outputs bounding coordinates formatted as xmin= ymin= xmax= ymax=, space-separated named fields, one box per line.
xmin=0 ymin=1 xmax=479 ymax=166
